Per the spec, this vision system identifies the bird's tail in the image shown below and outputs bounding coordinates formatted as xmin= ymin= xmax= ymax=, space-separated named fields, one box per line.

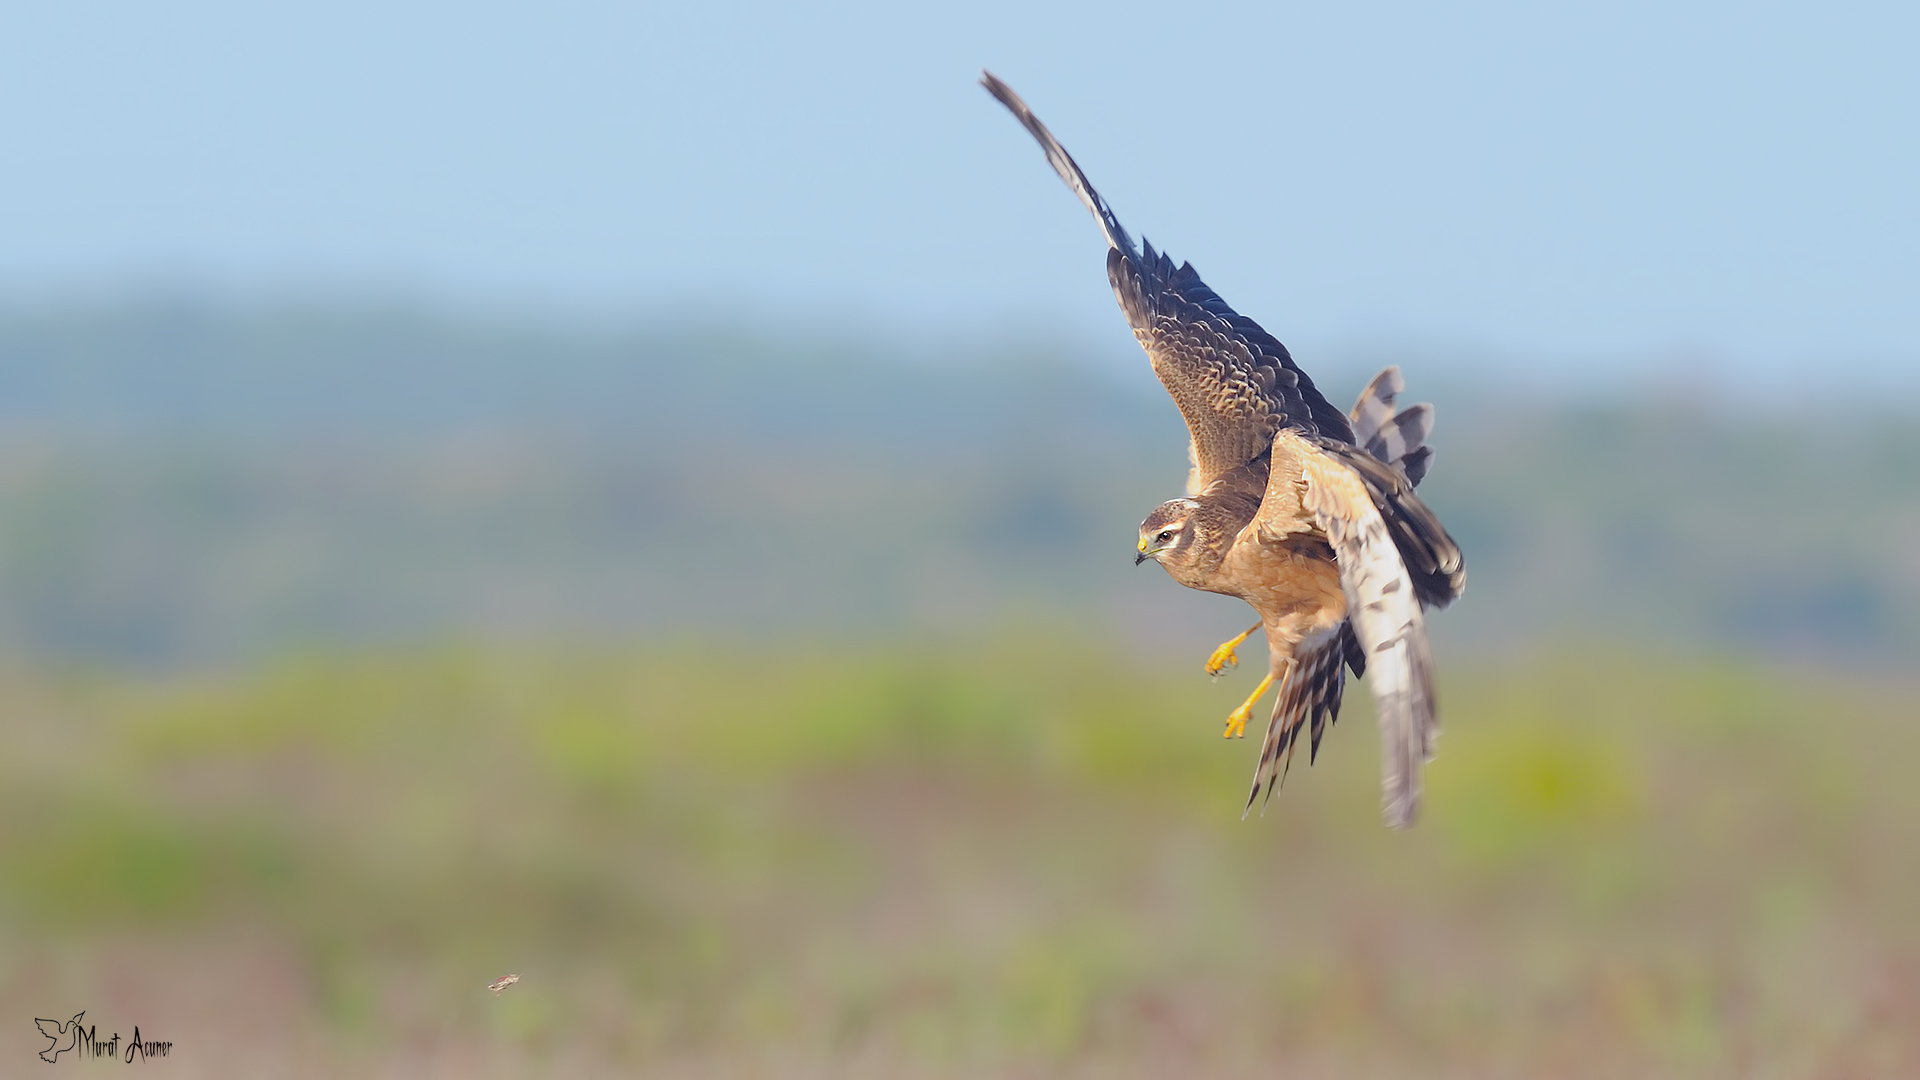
xmin=980 ymin=72 xmax=1139 ymax=262
xmin=1349 ymin=366 xmax=1435 ymax=487
xmin=1243 ymin=626 xmax=1357 ymax=816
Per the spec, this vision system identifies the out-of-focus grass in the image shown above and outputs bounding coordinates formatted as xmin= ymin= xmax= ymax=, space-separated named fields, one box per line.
xmin=0 ymin=634 xmax=1916 ymax=1076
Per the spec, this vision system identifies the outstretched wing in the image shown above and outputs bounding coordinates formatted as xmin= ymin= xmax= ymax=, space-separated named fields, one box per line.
xmin=981 ymin=72 xmax=1353 ymax=491
xmin=1259 ymin=430 xmax=1442 ymax=828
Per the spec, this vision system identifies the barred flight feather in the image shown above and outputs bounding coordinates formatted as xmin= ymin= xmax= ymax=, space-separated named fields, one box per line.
xmin=1244 ymin=628 xmax=1353 ymax=816
xmin=1349 ymin=366 xmax=1436 ymax=488
xmin=1300 ymin=446 xmax=1439 ymax=829
xmin=1349 ymin=367 xmax=1404 ymax=449
xmin=1331 ymin=444 xmax=1465 ymax=610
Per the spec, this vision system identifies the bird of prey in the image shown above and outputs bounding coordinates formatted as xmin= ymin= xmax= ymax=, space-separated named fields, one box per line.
xmin=982 ymin=73 xmax=1465 ymax=828
xmin=36 ymin=1012 xmax=84 ymax=1063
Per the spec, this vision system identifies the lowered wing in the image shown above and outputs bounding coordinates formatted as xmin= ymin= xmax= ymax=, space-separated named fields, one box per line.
xmin=1253 ymin=430 xmax=1454 ymax=828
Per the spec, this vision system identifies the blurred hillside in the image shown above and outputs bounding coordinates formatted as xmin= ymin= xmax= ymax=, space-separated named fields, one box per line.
xmin=2 ymin=304 xmax=1917 ymax=1075
xmin=0 ymin=301 xmax=1916 ymax=666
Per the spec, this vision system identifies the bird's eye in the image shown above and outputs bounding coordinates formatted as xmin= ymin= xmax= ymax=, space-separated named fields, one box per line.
xmin=1157 ymin=529 xmax=1176 ymax=543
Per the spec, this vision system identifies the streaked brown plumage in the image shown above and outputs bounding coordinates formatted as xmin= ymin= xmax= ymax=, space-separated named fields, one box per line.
xmin=984 ymin=73 xmax=1465 ymax=827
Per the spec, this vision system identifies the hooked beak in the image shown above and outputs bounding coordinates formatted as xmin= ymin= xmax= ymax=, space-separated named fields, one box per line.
xmin=1135 ymin=534 xmax=1163 ymax=565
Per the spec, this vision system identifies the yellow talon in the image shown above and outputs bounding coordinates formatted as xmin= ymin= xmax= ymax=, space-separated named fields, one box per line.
xmin=1205 ymin=623 xmax=1262 ymax=678
xmin=1205 ymin=641 xmax=1241 ymax=677
xmin=1221 ymin=671 xmax=1275 ymax=739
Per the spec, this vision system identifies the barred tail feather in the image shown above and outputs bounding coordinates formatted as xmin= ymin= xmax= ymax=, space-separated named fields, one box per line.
xmin=1242 ymin=630 xmax=1352 ymax=816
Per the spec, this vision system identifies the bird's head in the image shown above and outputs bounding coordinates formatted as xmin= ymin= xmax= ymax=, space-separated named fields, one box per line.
xmin=1136 ymin=499 xmax=1201 ymax=567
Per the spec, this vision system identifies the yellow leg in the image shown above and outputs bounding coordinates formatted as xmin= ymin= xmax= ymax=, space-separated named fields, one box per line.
xmin=1222 ymin=671 xmax=1275 ymax=739
xmin=1205 ymin=622 xmax=1263 ymax=677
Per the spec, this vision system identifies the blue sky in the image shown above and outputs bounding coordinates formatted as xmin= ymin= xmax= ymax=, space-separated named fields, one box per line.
xmin=3 ymin=0 xmax=1916 ymax=384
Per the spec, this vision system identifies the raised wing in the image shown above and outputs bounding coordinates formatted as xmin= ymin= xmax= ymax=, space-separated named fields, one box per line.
xmin=982 ymin=72 xmax=1353 ymax=491
xmin=35 ymin=1013 xmax=81 ymax=1039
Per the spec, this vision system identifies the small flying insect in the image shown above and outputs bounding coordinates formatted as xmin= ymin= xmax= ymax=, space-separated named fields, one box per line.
xmin=487 ymin=973 xmax=521 ymax=995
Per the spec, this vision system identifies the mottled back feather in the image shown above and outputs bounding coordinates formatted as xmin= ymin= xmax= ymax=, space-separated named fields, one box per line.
xmin=1108 ymin=248 xmax=1354 ymax=490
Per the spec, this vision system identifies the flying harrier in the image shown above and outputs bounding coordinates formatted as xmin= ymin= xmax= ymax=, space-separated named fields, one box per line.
xmin=982 ymin=73 xmax=1465 ymax=828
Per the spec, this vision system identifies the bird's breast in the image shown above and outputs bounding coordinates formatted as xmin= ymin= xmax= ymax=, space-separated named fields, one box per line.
xmin=1219 ymin=532 xmax=1347 ymax=634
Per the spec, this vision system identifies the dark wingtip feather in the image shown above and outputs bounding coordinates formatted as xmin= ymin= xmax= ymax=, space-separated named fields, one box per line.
xmin=1400 ymin=445 xmax=1433 ymax=487
xmin=979 ymin=71 xmax=1137 ymax=261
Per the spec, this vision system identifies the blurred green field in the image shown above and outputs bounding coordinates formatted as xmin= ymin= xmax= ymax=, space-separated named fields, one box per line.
xmin=1 ymin=634 xmax=1916 ymax=1076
